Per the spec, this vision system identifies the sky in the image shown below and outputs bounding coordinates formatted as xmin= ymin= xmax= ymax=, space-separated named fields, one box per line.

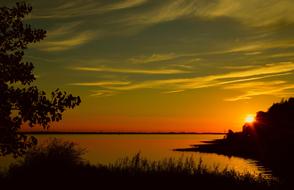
xmin=2 ymin=0 xmax=294 ymax=132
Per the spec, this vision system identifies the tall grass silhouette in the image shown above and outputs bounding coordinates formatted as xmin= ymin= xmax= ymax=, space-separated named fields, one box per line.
xmin=2 ymin=139 xmax=279 ymax=189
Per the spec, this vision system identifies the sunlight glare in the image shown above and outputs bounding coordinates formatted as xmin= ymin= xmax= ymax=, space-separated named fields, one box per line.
xmin=245 ymin=114 xmax=255 ymax=123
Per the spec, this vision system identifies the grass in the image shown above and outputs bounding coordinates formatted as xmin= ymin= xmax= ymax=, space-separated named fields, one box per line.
xmin=1 ymin=139 xmax=281 ymax=190
xmin=99 ymin=154 xmax=279 ymax=189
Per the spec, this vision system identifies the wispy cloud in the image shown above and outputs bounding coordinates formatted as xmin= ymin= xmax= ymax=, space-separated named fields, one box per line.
xmin=227 ymin=40 xmax=294 ymax=54
xmin=29 ymin=0 xmax=294 ymax=27
xmin=222 ymin=65 xmax=257 ymax=70
xmin=103 ymin=0 xmax=147 ymax=12
xmin=225 ymin=81 xmax=294 ymax=101
xmin=122 ymin=0 xmax=207 ymax=26
xmin=35 ymin=31 xmax=96 ymax=51
xmin=20 ymin=0 xmax=294 ymax=101
xmin=68 ymin=61 xmax=294 ymax=98
xmin=224 ymin=81 xmax=286 ymax=90
xmin=121 ymin=0 xmax=294 ymax=30
xmin=30 ymin=0 xmax=147 ymax=19
xmin=129 ymin=53 xmax=178 ymax=64
xmin=206 ymin=0 xmax=294 ymax=26
xmin=70 ymin=81 xmax=130 ymax=87
xmin=269 ymin=52 xmax=294 ymax=59
xmin=106 ymin=78 xmax=189 ymax=91
xmin=90 ymin=90 xmax=117 ymax=97
xmin=72 ymin=66 xmax=190 ymax=74
xmin=209 ymin=62 xmax=294 ymax=80
xmin=97 ymin=62 xmax=294 ymax=95
xmin=46 ymin=22 xmax=82 ymax=37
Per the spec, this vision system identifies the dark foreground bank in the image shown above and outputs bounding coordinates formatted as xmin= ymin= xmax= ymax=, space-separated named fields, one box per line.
xmin=0 ymin=139 xmax=280 ymax=190
xmin=176 ymin=98 xmax=294 ymax=188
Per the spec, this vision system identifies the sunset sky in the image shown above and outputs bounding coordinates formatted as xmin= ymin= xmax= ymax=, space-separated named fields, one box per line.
xmin=2 ymin=0 xmax=294 ymax=132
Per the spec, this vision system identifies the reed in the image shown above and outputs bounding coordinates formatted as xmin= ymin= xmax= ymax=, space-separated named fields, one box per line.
xmin=2 ymin=139 xmax=280 ymax=189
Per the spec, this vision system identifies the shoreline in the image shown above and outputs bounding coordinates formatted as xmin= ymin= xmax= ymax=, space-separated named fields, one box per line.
xmin=174 ymin=139 xmax=278 ymax=178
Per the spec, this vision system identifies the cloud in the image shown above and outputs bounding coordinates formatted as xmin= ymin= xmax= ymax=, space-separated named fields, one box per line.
xmin=29 ymin=21 xmax=98 ymax=52
xmin=70 ymin=81 xmax=130 ymax=87
xmin=103 ymin=0 xmax=147 ymax=11
xmin=129 ymin=53 xmax=178 ymax=64
xmin=269 ymin=52 xmax=294 ymax=59
xmin=122 ymin=0 xmax=208 ymax=26
xmin=72 ymin=66 xmax=190 ymax=74
xmin=46 ymin=22 xmax=82 ymax=37
xmin=205 ymin=0 xmax=294 ymax=26
xmin=223 ymin=81 xmax=286 ymax=90
xmin=166 ymin=62 xmax=294 ymax=91
xmin=102 ymin=62 xmax=294 ymax=93
xmin=20 ymin=0 xmax=294 ymax=101
xmin=227 ymin=40 xmax=294 ymax=54
xmin=209 ymin=62 xmax=294 ymax=80
xmin=28 ymin=0 xmax=294 ymax=27
xmin=90 ymin=90 xmax=117 ymax=97
xmin=121 ymin=0 xmax=294 ymax=30
xmin=69 ymin=59 xmax=294 ymax=98
xmin=23 ymin=0 xmax=294 ymax=52
xmin=217 ymin=73 xmax=291 ymax=86
xmin=35 ymin=31 xmax=96 ymax=51
xmin=106 ymin=78 xmax=189 ymax=91
xmin=222 ymin=65 xmax=257 ymax=70
xmin=30 ymin=0 xmax=147 ymax=19
xmin=163 ymin=89 xmax=185 ymax=94
xmin=225 ymin=81 xmax=294 ymax=101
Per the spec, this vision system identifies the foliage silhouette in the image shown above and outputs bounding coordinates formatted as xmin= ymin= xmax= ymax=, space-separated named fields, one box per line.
xmin=19 ymin=138 xmax=85 ymax=168
xmin=177 ymin=97 xmax=294 ymax=185
xmin=0 ymin=2 xmax=81 ymax=157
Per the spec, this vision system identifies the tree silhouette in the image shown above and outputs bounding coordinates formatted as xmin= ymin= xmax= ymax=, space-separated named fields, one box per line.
xmin=0 ymin=2 xmax=81 ymax=157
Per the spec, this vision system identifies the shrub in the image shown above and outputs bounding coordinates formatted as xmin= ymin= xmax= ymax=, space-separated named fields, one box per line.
xmin=7 ymin=138 xmax=86 ymax=180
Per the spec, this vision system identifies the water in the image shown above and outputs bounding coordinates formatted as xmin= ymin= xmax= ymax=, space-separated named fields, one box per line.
xmin=0 ymin=134 xmax=270 ymax=177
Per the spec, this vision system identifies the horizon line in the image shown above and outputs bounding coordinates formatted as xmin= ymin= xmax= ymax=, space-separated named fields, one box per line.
xmin=20 ymin=131 xmax=226 ymax=135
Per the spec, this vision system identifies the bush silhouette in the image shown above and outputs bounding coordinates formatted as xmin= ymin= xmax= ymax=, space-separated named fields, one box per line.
xmin=0 ymin=2 xmax=81 ymax=157
xmin=20 ymin=139 xmax=85 ymax=168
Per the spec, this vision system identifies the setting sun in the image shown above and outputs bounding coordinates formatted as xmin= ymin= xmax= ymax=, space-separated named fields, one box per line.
xmin=245 ymin=115 xmax=255 ymax=123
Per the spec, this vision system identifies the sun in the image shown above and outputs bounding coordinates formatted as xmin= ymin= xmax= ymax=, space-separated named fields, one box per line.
xmin=245 ymin=114 xmax=255 ymax=123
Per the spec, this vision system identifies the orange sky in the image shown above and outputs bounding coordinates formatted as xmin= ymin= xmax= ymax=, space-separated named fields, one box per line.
xmin=12 ymin=0 xmax=294 ymax=133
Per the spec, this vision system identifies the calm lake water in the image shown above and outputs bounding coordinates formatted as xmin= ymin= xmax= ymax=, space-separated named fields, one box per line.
xmin=0 ymin=134 xmax=271 ymax=177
